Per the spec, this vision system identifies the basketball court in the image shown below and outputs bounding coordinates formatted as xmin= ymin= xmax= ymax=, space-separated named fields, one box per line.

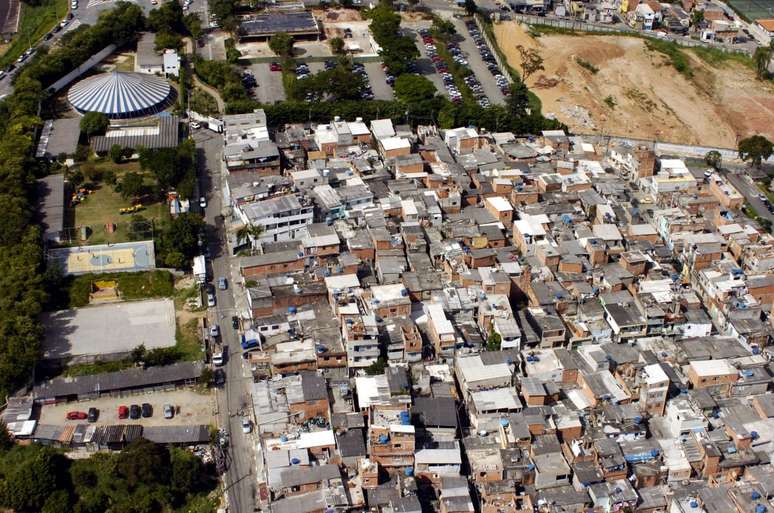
xmin=47 ymin=240 xmax=156 ymax=275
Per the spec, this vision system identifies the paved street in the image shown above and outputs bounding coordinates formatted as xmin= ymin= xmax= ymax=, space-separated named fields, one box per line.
xmin=194 ymin=128 xmax=256 ymax=513
xmin=249 ymin=62 xmax=286 ymax=104
xmin=364 ymin=61 xmax=395 ymax=101
xmin=723 ymin=169 xmax=774 ymax=223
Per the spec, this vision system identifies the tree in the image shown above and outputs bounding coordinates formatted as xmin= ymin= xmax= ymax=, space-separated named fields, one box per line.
xmin=704 ymin=150 xmax=722 ymax=170
xmin=515 ymin=44 xmax=544 ymax=82
xmin=155 ymin=31 xmax=182 ymax=51
xmin=116 ymin=439 xmax=171 ymax=490
xmin=507 ymin=80 xmax=530 ymax=116
xmin=269 ymin=32 xmax=294 ymax=58
xmin=432 ymin=18 xmax=456 ymax=37
xmin=120 ymin=172 xmax=144 ymax=200
xmin=79 ymin=112 xmax=109 ymax=137
xmin=147 ymin=0 xmax=185 ymax=34
xmin=184 ymin=13 xmax=203 ymax=40
xmin=235 ymin=224 xmax=263 ymax=248
xmin=464 ymin=0 xmax=477 ymax=15
xmin=109 ymin=144 xmax=123 ymax=164
xmin=487 ymin=331 xmax=502 ymax=351
xmin=690 ymin=9 xmax=704 ymax=27
xmin=157 ymin=213 xmax=206 ymax=268
xmin=0 ymin=421 xmax=12 ymax=450
xmin=738 ymin=135 xmax=774 ymax=168
xmin=753 ymin=43 xmax=773 ymax=80
xmin=329 ymin=37 xmax=346 ymax=55
xmin=394 ymin=74 xmax=436 ymax=103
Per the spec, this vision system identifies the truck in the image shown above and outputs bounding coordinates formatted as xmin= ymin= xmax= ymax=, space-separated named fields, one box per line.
xmin=193 ymin=255 xmax=207 ymax=284
xmin=241 ymin=333 xmax=260 ymax=351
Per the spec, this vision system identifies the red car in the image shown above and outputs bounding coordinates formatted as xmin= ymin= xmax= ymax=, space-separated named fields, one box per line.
xmin=66 ymin=411 xmax=87 ymax=420
xmin=118 ymin=405 xmax=129 ymax=419
xmin=270 ymin=62 xmax=282 ymax=71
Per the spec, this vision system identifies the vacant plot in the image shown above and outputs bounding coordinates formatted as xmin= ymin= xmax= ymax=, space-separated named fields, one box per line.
xmin=41 ymin=298 xmax=177 ymax=361
xmin=493 ymin=21 xmax=774 ymax=147
xmin=68 ymin=160 xmax=167 ymax=245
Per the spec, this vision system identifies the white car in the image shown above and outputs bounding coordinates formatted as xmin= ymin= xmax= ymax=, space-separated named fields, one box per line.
xmin=210 ymin=324 xmax=220 ymax=338
xmin=212 ymin=352 xmax=224 ymax=366
xmin=199 ymin=196 xmax=206 ymax=208
xmin=71 ymin=1 xmax=78 ymax=8
xmin=241 ymin=418 xmax=252 ymax=433
xmin=207 ymin=291 xmax=216 ymax=307
xmin=190 ymin=121 xmax=201 ymax=129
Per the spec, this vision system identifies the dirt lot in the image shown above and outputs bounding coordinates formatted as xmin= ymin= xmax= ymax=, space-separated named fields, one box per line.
xmin=38 ymin=389 xmax=216 ymax=427
xmin=493 ymin=21 xmax=774 ymax=147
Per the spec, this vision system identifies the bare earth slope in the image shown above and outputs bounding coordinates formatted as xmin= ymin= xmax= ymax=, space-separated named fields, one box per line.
xmin=493 ymin=21 xmax=774 ymax=147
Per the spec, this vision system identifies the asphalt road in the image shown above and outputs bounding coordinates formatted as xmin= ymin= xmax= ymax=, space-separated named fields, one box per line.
xmin=249 ymin=62 xmax=286 ymax=104
xmin=364 ymin=61 xmax=395 ymax=101
xmin=723 ymin=168 xmax=774 ymax=222
xmin=194 ymin=128 xmax=256 ymax=513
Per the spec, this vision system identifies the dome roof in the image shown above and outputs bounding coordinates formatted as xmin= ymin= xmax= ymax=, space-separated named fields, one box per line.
xmin=68 ymin=71 xmax=171 ymax=118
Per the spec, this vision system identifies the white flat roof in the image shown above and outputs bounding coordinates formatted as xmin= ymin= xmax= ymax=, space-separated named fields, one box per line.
xmin=643 ymin=363 xmax=668 ymax=385
xmin=324 ymin=274 xmax=360 ymax=290
xmin=689 ymin=359 xmax=736 ymax=377
xmin=486 ymin=196 xmax=513 ymax=212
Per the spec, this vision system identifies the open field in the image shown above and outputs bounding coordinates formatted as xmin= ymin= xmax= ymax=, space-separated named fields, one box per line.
xmin=493 ymin=21 xmax=774 ymax=147
xmin=68 ymin=160 xmax=168 ymax=245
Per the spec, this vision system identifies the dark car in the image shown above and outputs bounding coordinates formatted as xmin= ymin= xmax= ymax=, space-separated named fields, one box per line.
xmin=213 ymin=368 xmax=226 ymax=387
xmin=141 ymin=403 xmax=153 ymax=418
xmin=129 ymin=404 xmax=141 ymax=419
xmin=87 ymin=407 xmax=99 ymax=423
xmin=232 ymin=315 xmax=239 ymax=329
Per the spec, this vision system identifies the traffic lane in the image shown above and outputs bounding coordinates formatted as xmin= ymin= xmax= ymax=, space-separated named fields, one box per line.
xmin=409 ymin=30 xmax=450 ymax=99
xmin=364 ymin=61 xmax=395 ymax=101
xmin=723 ymin=170 xmax=774 ymax=222
xmin=449 ymin=17 xmax=506 ymax=105
xmin=249 ymin=62 xmax=286 ymax=104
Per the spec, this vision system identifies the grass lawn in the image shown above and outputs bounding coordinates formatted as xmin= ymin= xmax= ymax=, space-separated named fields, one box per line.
xmin=69 ymin=160 xmax=169 ymax=245
xmin=0 ymin=0 xmax=68 ymax=68
xmin=53 ymin=270 xmax=175 ymax=309
xmin=176 ymin=318 xmax=204 ymax=361
xmin=64 ymin=359 xmax=135 ymax=377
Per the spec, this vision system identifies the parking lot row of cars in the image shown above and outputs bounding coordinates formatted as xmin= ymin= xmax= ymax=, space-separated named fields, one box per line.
xmin=419 ymin=29 xmax=464 ymax=103
xmin=464 ymin=19 xmax=512 ymax=100
xmin=66 ymin=403 xmax=176 ymax=422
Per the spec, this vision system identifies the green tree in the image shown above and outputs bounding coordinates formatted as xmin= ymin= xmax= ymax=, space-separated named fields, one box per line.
xmin=432 ymin=18 xmax=456 ymax=37
xmin=704 ymin=150 xmax=722 ymax=170
xmin=329 ymin=37 xmax=346 ymax=55
xmin=158 ymin=213 xmax=205 ymax=268
xmin=120 ymin=172 xmax=144 ymax=200
xmin=690 ymin=9 xmax=704 ymax=27
xmin=0 ymin=421 xmax=12 ymax=450
xmin=109 ymin=144 xmax=124 ymax=164
xmin=269 ymin=32 xmax=295 ymax=58
xmin=80 ymin=112 xmax=109 ymax=137
xmin=184 ymin=13 xmax=203 ymax=40
xmin=147 ymin=0 xmax=185 ymax=33
xmin=394 ymin=74 xmax=436 ymax=103
xmin=116 ymin=439 xmax=171 ymax=490
xmin=507 ymin=80 xmax=530 ymax=116
xmin=155 ymin=31 xmax=183 ymax=51
xmin=753 ymin=43 xmax=773 ymax=80
xmin=464 ymin=0 xmax=477 ymax=15
xmin=235 ymin=224 xmax=264 ymax=247
xmin=487 ymin=330 xmax=502 ymax=351
xmin=738 ymin=135 xmax=774 ymax=168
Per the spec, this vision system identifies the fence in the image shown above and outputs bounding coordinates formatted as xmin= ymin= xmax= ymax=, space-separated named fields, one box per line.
xmin=474 ymin=14 xmax=514 ymax=85
xmin=510 ymin=13 xmax=754 ymax=56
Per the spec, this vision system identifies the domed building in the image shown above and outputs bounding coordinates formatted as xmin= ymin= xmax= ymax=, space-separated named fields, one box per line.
xmin=67 ymin=71 xmax=173 ymax=119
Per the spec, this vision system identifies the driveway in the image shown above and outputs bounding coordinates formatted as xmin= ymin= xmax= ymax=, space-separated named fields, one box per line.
xmin=364 ymin=61 xmax=394 ymax=101
xmin=249 ymin=62 xmax=286 ymax=104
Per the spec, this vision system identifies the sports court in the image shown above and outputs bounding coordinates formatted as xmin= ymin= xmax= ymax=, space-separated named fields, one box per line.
xmin=48 ymin=240 xmax=156 ymax=275
xmin=725 ymin=0 xmax=774 ymax=21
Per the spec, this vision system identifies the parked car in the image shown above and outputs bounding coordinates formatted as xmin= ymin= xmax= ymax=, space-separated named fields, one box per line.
xmin=207 ymin=291 xmax=216 ymax=307
xmin=118 ymin=405 xmax=129 ymax=419
xmin=212 ymin=352 xmax=224 ymax=366
xmin=190 ymin=121 xmax=201 ymax=129
xmin=66 ymin=411 xmax=87 ymax=420
xmin=199 ymin=196 xmax=207 ymax=208
xmin=270 ymin=62 xmax=282 ymax=71
xmin=213 ymin=368 xmax=226 ymax=386
xmin=163 ymin=404 xmax=174 ymax=419
xmin=210 ymin=324 xmax=220 ymax=338
xmin=141 ymin=403 xmax=153 ymax=418
xmin=232 ymin=315 xmax=239 ymax=330
xmin=242 ymin=418 xmax=252 ymax=433
xmin=87 ymin=407 xmax=99 ymax=423
xmin=218 ymin=277 xmax=227 ymax=290
xmin=129 ymin=404 xmax=141 ymax=419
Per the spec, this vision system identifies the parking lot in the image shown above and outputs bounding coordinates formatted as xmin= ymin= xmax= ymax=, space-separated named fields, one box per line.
xmin=363 ymin=61 xmax=395 ymax=101
xmin=38 ymin=389 xmax=216 ymax=427
xmin=248 ymin=62 xmax=286 ymax=104
xmin=450 ymin=17 xmax=507 ymax=105
xmin=408 ymin=28 xmax=450 ymax=99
